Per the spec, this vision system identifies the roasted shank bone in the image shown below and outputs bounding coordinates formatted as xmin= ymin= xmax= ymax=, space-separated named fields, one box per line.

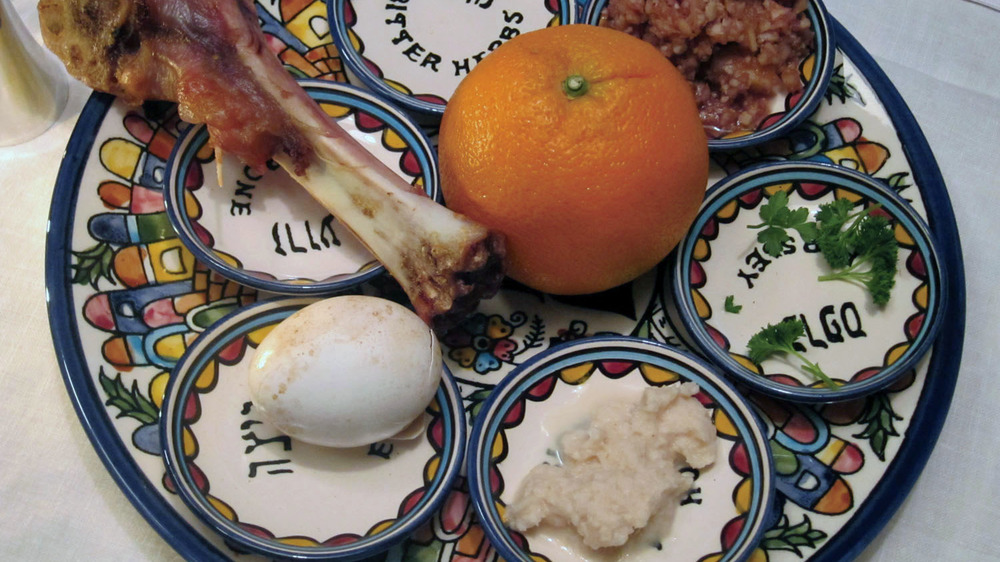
xmin=39 ymin=0 xmax=505 ymax=333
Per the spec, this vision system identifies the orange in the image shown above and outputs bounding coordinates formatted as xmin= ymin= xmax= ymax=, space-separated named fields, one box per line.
xmin=438 ymin=24 xmax=709 ymax=295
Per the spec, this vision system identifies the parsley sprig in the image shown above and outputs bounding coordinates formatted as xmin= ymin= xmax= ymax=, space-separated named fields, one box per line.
xmin=747 ymin=318 xmax=838 ymax=389
xmin=814 ymin=199 xmax=898 ymax=305
xmin=747 ymin=191 xmax=899 ymax=305
xmin=746 ymin=191 xmax=818 ymax=257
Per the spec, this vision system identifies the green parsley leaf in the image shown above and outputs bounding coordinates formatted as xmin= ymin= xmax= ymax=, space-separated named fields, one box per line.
xmin=748 ymin=190 xmax=817 ymax=257
xmin=815 ymin=200 xmax=898 ymax=305
xmin=724 ymin=295 xmax=742 ymax=314
xmin=746 ymin=318 xmax=839 ymax=389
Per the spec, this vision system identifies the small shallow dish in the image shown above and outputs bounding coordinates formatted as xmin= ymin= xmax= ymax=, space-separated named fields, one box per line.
xmin=328 ymin=0 xmax=576 ymax=120
xmin=160 ymin=297 xmax=466 ymax=560
xmin=672 ymin=161 xmax=946 ymax=403
xmin=581 ymin=0 xmax=835 ymax=151
xmin=164 ymin=79 xmax=439 ymax=295
xmin=468 ymin=336 xmax=775 ymax=562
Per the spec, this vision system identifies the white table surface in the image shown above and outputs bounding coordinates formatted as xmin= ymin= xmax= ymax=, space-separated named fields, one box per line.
xmin=1 ymin=0 xmax=997 ymax=560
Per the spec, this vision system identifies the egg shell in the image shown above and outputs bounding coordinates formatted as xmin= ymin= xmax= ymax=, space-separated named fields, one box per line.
xmin=248 ymin=296 xmax=443 ymax=448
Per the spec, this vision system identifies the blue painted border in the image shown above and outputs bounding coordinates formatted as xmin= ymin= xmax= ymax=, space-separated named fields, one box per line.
xmin=43 ymin=15 xmax=965 ymax=562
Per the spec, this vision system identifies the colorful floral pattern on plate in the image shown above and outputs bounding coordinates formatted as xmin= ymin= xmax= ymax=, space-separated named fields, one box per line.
xmin=672 ymin=162 xmax=945 ymax=403
xmin=45 ymin=2 xmax=964 ymax=560
xmin=467 ymin=336 xmax=775 ymax=562
xmin=159 ymin=297 xmax=466 ymax=560
xmin=581 ymin=0 xmax=836 ymax=151
xmin=328 ymin=0 xmax=574 ymax=118
xmin=163 ymin=81 xmax=438 ymax=295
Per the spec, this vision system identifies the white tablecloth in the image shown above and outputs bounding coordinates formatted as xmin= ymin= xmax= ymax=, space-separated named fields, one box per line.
xmin=1 ymin=0 xmax=997 ymax=560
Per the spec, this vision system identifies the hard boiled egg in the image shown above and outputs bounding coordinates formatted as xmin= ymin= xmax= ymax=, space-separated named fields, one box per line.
xmin=248 ymin=295 xmax=443 ymax=448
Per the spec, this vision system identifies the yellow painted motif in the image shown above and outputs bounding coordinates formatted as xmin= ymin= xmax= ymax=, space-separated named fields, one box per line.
xmin=182 ymin=426 xmax=198 ymax=457
xmin=368 ymin=519 xmax=396 ymax=535
xmin=279 ymin=536 xmax=321 ymax=547
xmin=731 ymin=354 xmax=761 ymax=373
xmin=457 ymin=524 xmax=486 ymax=556
xmin=491 ymin=432 xmax=506 ymax=459
xmin=100 ymin=138 xmax=142 ymax=180
xmin=693 ymin=289 xmax=711 ymax=319
xmin=348 ymin=28 xmax=361 ymax=52
xmin=559 ymin=363 xmax=595 ymax=384
xmin=895 ymin=223 xmax=916 ymax=246
xmin=149 ymin=371 xmax=170 ymax=408
xmin=716 ymin=199 xmax=739 ymax=221
xmin=693 ymin=238 xmax=710 ymax=261
xmin=425 ymin=456 xmax=441 ymax=481
xmin=154 ymin=333 xmax=188 ymax=363
xmin=639 ymin=363 xmax=680 ymax=384
xmin=386 ymin=78 xmax=412 ymax=96
xmin=802 ymin=53 xmax=816 ymax=81
xmin=383 ymin=128 xmax=407 ymax=151
xmin=764 ymin=182 xmax=794 ymax=196
xmin=833 ymin=188 xmax=863 ymax=203
xmin=816 ymin=439 xmax=846 ymax=466
xmin=915 ymin=284 xmax=929 ymax=309
xmin=183 ymin=191 xmax=201 ymax=217
xmin=196 ymin=141 xmax=213 ymax=161
xmin=247 ymin=325 xmax=277 ymax=346
xmin=320 ymin=102 xmax=352 ymax=118
xmin=714 ymin=409 xmax=738 ymax=438
xmin=208 ymin=495 xmax=237 ymax=521
xmin=486 ymin=315 xmax=513 ymax=339
xmin=886 ymin=342 xmax=910 ymax=366
xmin=734 ymin=477 xmax=753 ymax=513
xmin=825 ymin=147 xmax=865 ymax=173
xmin=286 ymin=2 xmax=330 ymax=49
xmin=194 ymin=360 xmax=216 ymax=390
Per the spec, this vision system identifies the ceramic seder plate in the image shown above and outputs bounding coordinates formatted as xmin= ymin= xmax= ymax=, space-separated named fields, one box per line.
xmin=45 ymin=3 xmax=964 ymax=561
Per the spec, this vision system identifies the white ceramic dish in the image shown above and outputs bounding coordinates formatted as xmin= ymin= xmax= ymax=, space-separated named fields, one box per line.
xmin=163 ymin=80 xmax=439 ymax=296
xmin=672 ymin=161 xmax=946 ymax=403
xmin=468 ymin=336 xmax=776 ymax=562
xmin=159 ymin=297 xmax=466 ymax=560
xmin=328 ymin=0 xmax=576 ymax=119
xmin=581 ymin=0 xmax=836 ymax=151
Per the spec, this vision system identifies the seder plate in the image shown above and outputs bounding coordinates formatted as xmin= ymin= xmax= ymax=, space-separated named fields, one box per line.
xmin=45 ymin=2 xmax=965 ymax=561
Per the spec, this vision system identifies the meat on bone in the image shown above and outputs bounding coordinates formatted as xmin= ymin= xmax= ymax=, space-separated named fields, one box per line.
xmin=38 ymin=0 xmax=505 ymax=333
